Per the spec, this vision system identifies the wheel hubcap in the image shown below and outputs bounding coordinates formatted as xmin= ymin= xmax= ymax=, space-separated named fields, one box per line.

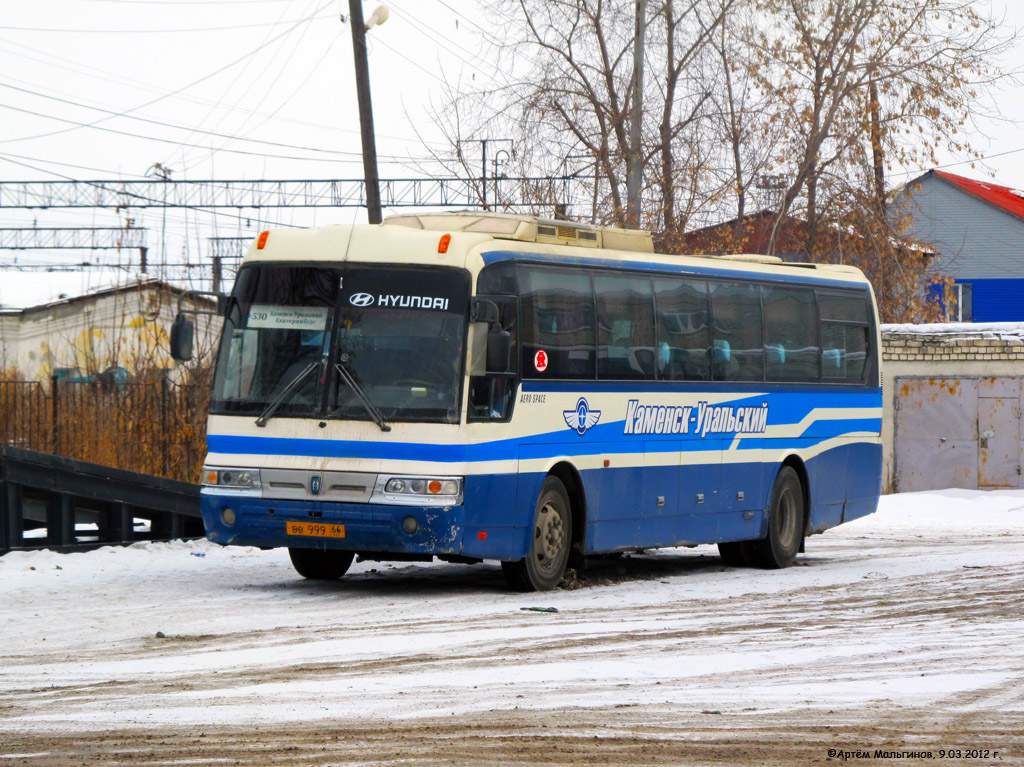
xmin=534 ymin=501 xmax=564 ymax=572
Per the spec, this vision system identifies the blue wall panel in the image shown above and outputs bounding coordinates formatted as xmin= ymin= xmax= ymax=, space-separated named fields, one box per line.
xmin=959 ymin=279 xmax=1024 ymax=322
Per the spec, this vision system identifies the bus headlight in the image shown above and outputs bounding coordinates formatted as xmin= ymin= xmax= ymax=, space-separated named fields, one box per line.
xmin=372 ymin=475 xmax=463 ymax=506
xmin=202 ymin=466 xmax=262 ymax=493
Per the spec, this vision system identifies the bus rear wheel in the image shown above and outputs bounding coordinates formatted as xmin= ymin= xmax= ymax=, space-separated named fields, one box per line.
xmin=745 ymin=466 xmax=804 ymax=569
xmin=288 ymin=547 xmax=354 ymax=580
xmin=502 ymin=476 xmax=572 ymax=591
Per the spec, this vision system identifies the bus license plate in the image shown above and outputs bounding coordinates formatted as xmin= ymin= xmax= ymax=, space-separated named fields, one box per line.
xmin=285 ymin=521 xmax=346 ymax=539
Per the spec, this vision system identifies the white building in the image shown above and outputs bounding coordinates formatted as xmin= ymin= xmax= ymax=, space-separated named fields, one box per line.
xmin=0 ymin=281 xmax=221 ymax=382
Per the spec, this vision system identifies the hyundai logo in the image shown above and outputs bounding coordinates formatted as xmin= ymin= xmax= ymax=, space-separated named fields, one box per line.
xmin=310 ymin=476 xmax=322 ymax=495
xmin=349 ymin=292 xmax=374 ymax=307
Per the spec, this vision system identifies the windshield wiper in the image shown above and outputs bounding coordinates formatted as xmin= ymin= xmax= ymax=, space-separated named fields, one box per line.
xmin=255 ymin=361 xmax=318 ymax=427
xmin=334 ymin=362 xmax=391 ymax=432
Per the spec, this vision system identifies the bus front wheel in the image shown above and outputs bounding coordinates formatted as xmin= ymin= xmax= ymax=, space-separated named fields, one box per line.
xmin=502 ymin=476 xmax=572 ymax=591
xmin=288 ymin=547 xmax=354 ymax=580
xmin=745 ymin=466 xmax=804 ymax=569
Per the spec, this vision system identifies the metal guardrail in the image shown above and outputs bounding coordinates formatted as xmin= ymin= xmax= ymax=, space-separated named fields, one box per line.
xmin=1 ymin=446 xmax=203 ymax=554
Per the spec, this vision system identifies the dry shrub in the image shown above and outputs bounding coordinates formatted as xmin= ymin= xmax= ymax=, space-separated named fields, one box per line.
xmin=1 ymin=362 xmax=212 ymax=483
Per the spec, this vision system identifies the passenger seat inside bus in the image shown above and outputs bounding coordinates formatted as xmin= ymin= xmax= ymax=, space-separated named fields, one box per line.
xmin=712 ymin=339 xmax=735 ymax=379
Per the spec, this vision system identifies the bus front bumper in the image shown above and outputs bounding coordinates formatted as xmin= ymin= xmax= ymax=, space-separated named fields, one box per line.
xmin=201 ymin=492 xmax=465 ymax=556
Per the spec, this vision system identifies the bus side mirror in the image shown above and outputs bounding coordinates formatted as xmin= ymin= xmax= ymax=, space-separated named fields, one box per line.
xmin=486 ymin=328 xmax=511 ymax=373
xmin=170 ymin=313 xmax=194 ymax=362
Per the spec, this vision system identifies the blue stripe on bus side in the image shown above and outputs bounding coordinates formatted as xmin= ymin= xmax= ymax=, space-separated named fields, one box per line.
xmin=206 ymin=423 xmax=879 ymax=462
xmin=522 ymin=385 xmax=881 ymax=425
xmin=207 ymin=391 xmax=880 ymax=461
xmin=481 ymin=249 xmax=869 ymax=289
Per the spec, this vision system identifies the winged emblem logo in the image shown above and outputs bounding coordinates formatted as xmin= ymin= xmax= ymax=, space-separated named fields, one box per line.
xmin=563 ymin=397 xmax=601 ymax=435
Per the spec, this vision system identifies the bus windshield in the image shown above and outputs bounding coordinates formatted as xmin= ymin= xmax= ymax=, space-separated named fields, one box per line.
xmin=211 ymin=263 xmax=469 ymax=423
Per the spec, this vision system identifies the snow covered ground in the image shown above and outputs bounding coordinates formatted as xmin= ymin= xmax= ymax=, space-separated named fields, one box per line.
xmin=2 ymin=490 xmax=1023 ymax=765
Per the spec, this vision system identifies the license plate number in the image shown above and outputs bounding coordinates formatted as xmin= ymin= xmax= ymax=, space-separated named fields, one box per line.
xmin=285 ymin=521 xmax=346 ymax=538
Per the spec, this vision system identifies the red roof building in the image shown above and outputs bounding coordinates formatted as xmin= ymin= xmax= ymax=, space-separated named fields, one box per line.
xmin=930 ymin=170 xmax=1024 ymax=222
xmin=893 ymin=169 xmax=1024 ymax=322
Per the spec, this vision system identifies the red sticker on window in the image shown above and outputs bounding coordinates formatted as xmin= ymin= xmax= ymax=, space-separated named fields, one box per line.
xmin=534 ymin=349 xmax=548 ymax=372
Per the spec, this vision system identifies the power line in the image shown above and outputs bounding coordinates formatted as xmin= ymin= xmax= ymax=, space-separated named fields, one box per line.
xmin=386 ymin=1 xmax=514 ymax=89
xmin=83 ymin=0 xmax=299 ymax=4
xmin=0 ymin=102 xmax=437 ymax=165
xmin=0 ymin=150 xmax=154 ymax=178
xmin=172 ymin=0 xmax=324 ymax=170
xmin=891 ymin=146 xmax=1024 ymax=179
xmin=0 ymin=36 xmax=447 ymax=147
xmin=83 ymin=0 xmax=294 ymax=3
xmin=0 ymin=82 xmax=433 ymax=162
xmin=0 ymin=0 xmax=334 ymax=144
xmin=0 ymin=14 xmax=335 ymax=34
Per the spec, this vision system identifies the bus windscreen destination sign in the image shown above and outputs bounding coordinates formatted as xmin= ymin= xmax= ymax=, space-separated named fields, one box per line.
xmin=247 ymin=305 xmax=328 ymax=330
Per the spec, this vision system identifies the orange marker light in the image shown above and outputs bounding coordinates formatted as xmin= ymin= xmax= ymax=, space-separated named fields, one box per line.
xmin=205 ymin=470 xmax=219 ymax=485
xmin=438 ymin=233 xmax=451 ymax=254
xmin=428 ymin=480 xmax=442 ymax=494
xmin=256 ymin=231 xmax=269 ymax=249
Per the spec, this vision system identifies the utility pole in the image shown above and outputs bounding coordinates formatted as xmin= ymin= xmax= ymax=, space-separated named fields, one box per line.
xmin=348 ymin=1 xmax=383 ymax=224
xmin=625 ymin=0 xmax=646 ymax=229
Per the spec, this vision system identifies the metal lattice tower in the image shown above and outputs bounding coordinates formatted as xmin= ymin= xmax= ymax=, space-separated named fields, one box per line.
xmin=0 ymin=177 xmax=573 ymax=210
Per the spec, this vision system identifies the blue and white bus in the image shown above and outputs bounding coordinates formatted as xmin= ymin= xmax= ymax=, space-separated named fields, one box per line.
xmin=177 ymin=212 xmax=882 ymax=591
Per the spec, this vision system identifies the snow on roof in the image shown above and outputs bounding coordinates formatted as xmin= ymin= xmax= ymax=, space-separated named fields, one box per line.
xmin=882 ymin=321 xmax=1024 ymax=340
xmin=934 ymin=169 xmax=1024 ymax=222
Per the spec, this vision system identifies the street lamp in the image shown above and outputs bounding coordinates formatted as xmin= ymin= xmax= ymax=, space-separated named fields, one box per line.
xmin=348 ymin=3 xmax=388 ymax=224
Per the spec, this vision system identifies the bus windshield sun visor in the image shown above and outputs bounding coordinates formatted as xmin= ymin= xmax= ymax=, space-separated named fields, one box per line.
xmin=335 ymin=362 xmax=391 ymax=432
xmin=254 ymin=361 xmax=320 ymax=427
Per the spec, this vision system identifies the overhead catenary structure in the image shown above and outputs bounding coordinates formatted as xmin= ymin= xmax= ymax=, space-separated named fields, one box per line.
xmin=0 ymin=177 xmax=576 ymax=211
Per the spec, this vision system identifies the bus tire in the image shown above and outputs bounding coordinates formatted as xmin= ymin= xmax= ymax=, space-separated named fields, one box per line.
xmin=501 ymin=476 xmax=572 ymax=591
xmin=717 ymin=541 xmax=749 ymax=566
xmin=746 ymin=466 xmax=804 ymax=569
xmin=288 ymin=547 xmax=354 ymax=580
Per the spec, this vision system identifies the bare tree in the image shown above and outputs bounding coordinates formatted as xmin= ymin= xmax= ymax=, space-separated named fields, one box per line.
xmin=465 ymin=0 xmax=735 ymax=231
xmin=742 ymin=0 xmax=1013 ymax=259
xmin=440 ymin=0 xmax=1012 ymax=321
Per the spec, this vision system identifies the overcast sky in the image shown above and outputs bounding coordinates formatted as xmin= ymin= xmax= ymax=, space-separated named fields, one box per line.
xmin=1 ymin=0 xmax=1023 ymax=308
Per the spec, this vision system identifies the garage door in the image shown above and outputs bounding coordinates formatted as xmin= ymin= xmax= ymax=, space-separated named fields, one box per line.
xmin=894 ymin=377 xmax=1022 ymax=491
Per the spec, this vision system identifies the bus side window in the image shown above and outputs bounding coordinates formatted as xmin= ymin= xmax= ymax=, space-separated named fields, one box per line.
xmin=595 ymin=273 xmax=654 ymax=380
xmin=763 ymin=286 xmax=819 ymax=382
xmin=653 ymin=277 xmax=710 ymax=381
xmin=520 ymin=267 xmax=595 ymax=379
xmin=818 ymin=292 xmax=871 ymax=384
xmin=710 ymin=281 xmax=763 ymax=382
